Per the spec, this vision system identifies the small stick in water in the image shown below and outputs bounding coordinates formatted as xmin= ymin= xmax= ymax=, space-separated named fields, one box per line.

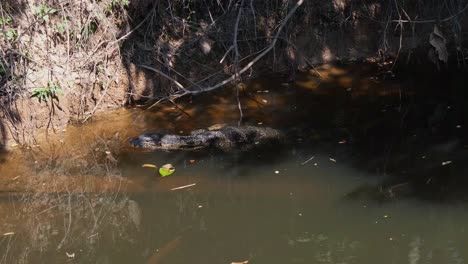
xmin=301 ymin=156 xmax=315 ymax=165
xmin=170 ymin=183 xmax=197 ymax=191
xmin=231 ymin=261 xmax=249 ymax=264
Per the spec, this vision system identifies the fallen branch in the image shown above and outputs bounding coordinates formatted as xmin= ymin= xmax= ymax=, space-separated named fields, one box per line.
xmin=233 ymin=1 xmax=245 ymax=125
xmin=361 ymin=2 xmax=468 ymax=24
xmin=139 ymin=0 xmax=304 ymax=99
xmin=233 ymin=0 xmax=244 ymax=76
xmin=190 ymin=0 xmax=304 ymax=95
xmin=391 ymin=2 xmax=468 ymax=24
xmin=111 ymin=7 xmax=156 ymax=44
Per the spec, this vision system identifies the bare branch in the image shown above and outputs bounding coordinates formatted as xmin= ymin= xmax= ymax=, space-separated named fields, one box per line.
xmin=138 ymin=0 xmax=304 ymax=103
xmin=138 ymin=64 xmax=189 ymax=93
xmin=191 ymin=0 xmax=304 ymax=95
xmin=233 ymin=0 xmax=244 ymax=77
xmin=220 ymin=45 xmax=234 ymax=64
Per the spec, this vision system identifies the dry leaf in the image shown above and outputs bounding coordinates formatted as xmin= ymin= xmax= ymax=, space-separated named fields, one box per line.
xmin=429 ymin=25 xmax=448 ymax=63
xmin=231 ymin=261 xmax=249 ymax=264
xmin=128 ymin=200 xmax=142 ymax=230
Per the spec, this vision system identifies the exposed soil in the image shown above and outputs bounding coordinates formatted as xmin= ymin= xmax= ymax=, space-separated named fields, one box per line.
xmin=2 ymin=0 xmax=468 ymax=149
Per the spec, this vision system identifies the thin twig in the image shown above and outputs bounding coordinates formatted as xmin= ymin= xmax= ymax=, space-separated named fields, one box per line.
xmin=301 ymin=156 xmax=315 ymax=165
xmin=233 ymin=0 xmax=244 ymax=76
xmin=220 ymin=45 xmax=234 ymax=64
xmin=82 ymin=68 xmax=118 ymax=123
xmin=138 ymin=64 xmax=189 ymax=93
xmin=168 ymin=99 xmax=192 ymax=118
xmin=249 ymin=0 xmax=258 ymax=40
xmin=171 ymin=183 xmax=197 ymax=191
xmin=391 ymin=0 xmax=404 ymax=69
xmin=57 ymin=188 xmax=72 ymax=250
xmin=361 ymin=2 xmax=468 ymax=24
xmin=141 ymin=0 xmax=304 ymax=100
xmin=233 ymin=1 xmax=244 ymax=126
xmin=110 ymin=6 xmax=157 ymax=44
xmin=191 ymin=0 xmax=305 ymax=95
xmin=236 ymin=84 xmax=243 ymax=126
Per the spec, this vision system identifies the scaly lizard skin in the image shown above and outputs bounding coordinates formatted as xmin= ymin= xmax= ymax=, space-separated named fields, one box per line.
xmin=129 ymin=125 xmax=283 ymax=151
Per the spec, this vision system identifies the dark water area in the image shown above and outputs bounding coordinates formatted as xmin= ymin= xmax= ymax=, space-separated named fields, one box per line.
xmin=1 ymin=62 xmax=468 ymax=263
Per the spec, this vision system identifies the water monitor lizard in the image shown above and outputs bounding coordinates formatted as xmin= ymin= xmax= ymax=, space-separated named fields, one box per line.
xmin=129 ymin=124 xmax=283 ymax=151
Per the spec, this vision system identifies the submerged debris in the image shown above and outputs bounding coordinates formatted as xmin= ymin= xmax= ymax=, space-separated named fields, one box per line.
xmin=127 ymin=200 xmax=142 ymax=230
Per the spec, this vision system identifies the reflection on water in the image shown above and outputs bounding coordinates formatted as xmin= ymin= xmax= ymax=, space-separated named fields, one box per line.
xmin=3 ymin=140 xmax=468 ymax=264
xmin=1 ymin=63 xmax=468 ymax=263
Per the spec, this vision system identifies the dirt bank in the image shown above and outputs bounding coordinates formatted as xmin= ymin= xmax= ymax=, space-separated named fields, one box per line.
xmin=2 ymin=0 xmax=467 ymax=147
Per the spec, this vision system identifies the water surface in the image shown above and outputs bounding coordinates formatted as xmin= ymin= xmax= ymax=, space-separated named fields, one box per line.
xmin=1 ymin=63 xmax=467 ymax=264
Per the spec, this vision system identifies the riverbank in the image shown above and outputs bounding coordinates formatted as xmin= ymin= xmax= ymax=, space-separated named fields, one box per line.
xmin=2 ymin=61 xmax=468 ymax=200
xmin=3 ymin=0 xmax=466 ymax=148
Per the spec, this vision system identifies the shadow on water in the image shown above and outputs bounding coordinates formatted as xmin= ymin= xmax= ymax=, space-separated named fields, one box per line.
xmin=2 ymin=1 xmax=468 ymax=262
xmin=91 ymin=59 xmax=468 ymax=202
xmin=114 ymin=59 xmax=468 ymax=206
xmin=2 ymin=60 xmax=468 ymax=263
xmin=341 ymin=60 xmax=468 ymax=203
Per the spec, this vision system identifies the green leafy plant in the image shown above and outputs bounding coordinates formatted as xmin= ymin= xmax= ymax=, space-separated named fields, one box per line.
xmin=0 ymin=15 xmax=15 ymax=41
xmin=111 ymin=0 xmax=129 ymax=8
xmin=0 ymin=15 xmax=12 ymax=26
xmin=0 ymin=29 xmax=16 ymax=42
xmin=33 ymin=5 xmax=57 ymax=23
xmin=106 ymin=0 xmax=129 ymax=13
xmin=31 ymin=82 xmax=63 ymax=103
xmin=6 ymin=29 xmax=16 ymax=41
xmin=82 ymin=21 xmax=98 ymax=39
xmin=56 ymin=19 xmax=69 ymax=35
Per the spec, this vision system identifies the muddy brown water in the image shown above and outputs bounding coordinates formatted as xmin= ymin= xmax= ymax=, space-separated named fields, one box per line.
xmin=1 ymin=63 xmax=468 ymax=263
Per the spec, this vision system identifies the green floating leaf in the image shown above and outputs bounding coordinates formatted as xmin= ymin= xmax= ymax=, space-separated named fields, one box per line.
xmin=159 ymin=164 xmax=175 ymax=177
